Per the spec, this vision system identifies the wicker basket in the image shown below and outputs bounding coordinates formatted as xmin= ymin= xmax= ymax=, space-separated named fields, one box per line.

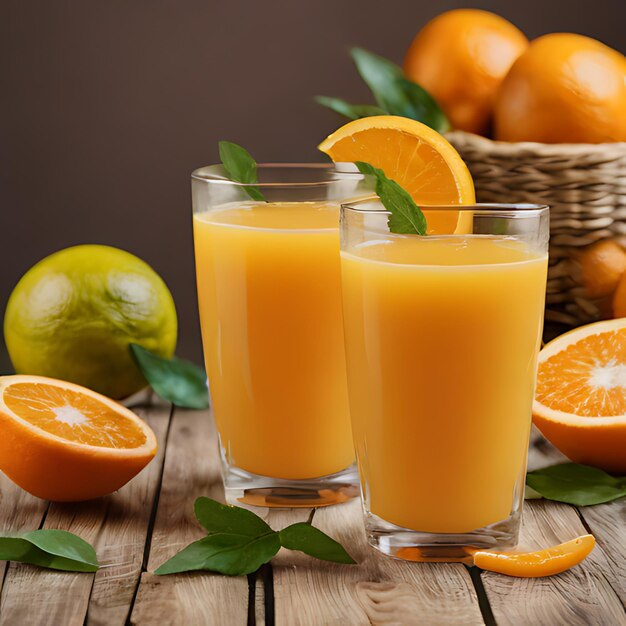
xmin=446 ymin=131 xmax=626 ymax=326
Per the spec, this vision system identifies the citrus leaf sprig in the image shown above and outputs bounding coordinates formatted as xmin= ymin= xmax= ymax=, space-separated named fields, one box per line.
xmin=0 ymin=530 xmax=99 ymax=573
xmin=355 ymin=161 xmax=428 ymax=235
xmin=130 ymin=344 xmax=209 ymax=409
xmin=314 ymin=97 xmax=387 ymax=121
xmin=316 ymin=48 xmax=449 ymax=133
xmin=218 ymin=141 xmax=266 ymax=202
xmin=155 ymin=497 xmax=356 ymax=576
xmin=526 ymin=463 xmax=626 ymax=506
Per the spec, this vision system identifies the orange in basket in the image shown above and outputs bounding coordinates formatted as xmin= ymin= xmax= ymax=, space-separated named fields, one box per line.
xmin=580 ymin=240 xmax=626 ymax=299
xmin=495 ymin=33 xmax=626 ymax=143
xmin=404 ymin=9 xmax=528 ymax=135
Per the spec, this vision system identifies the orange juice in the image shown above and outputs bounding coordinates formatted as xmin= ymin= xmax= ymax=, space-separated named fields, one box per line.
xmin=341 ymin=236 xmax=547 ymax=533
xmin=193 ymin=202 xmax=354 ymax=479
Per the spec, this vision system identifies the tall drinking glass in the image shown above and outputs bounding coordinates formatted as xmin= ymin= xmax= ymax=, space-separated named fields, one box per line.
xmin=192 ymin=164 xmax=365 ymax=507
xmin=340 ymin=200 xmax=549 ymax=560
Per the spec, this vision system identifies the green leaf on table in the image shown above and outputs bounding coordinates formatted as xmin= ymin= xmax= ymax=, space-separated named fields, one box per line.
xmin=218 ymin=140 xmax=266 ymax=202
xmin=350 ymin=47 xmax=449 ymax=132
xmin=355 ymin=161 xmax=427 ymax=235
xmin=194 ymin=497 xmax=273 ymax=536
xmin=315 ymin=96 xmax=388 ymax=120
xmin=154 ymin=532 xmax=281 ymax=576
xmin=129 ymin=344 xmax=209 ymax=409
xmin=0 ymin=530 xmax=99 ymax=572
xmin=279 ymin=522 xmax=356 ymax=564
xmin=155 ymin=497 xmax=358 ymax=576
xmin=526 ymin=463 xmax=626 ymax=506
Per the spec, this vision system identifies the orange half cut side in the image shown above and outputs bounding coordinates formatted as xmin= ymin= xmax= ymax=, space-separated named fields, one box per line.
xmin=533 ymin=319 xmax=626 ymax=473
xmin=0 ymin=375 xmax=157 ymax=501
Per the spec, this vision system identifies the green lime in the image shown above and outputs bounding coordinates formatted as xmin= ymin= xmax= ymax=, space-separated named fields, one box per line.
xmin=4 ymin=245 xmax=177 ymax=399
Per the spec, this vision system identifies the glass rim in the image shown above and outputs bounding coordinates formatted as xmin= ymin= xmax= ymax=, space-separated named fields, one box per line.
xmin=341 ymin=197 xmax=549 ymax=216
xmin=191 ymin=162 xmax=364 ymax=188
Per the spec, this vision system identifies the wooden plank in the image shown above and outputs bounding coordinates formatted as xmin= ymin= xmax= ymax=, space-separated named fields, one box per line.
xmin=0 ymin=404 xmax=171 ymax=626
xmin=528 ymin=427 xmax=626 ymax=607
xmin=481 ymin=500 xmax=626 ymax=625
xmin=131 ymin=572 xmax=249 ymax=626
xmin=130 ymin=408 xmax=248 ymax=626
xmin=0 ymin=474 xmax=48 ymax=595
xmin=273 ymin=499 xmax=484 ymax=626
xmin=255 ymin=570 xmax=266 ymax=626
xmin=85 ymin=403 xmax=172 ymax=626
xmin=578 ymin=500 xmax=626 ymax=606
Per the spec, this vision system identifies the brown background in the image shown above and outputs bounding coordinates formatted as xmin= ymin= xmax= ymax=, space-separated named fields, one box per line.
xmin=1 ymin=0 xmax=625 ymax=371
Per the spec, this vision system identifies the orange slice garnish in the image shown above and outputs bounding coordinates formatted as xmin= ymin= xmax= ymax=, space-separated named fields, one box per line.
xmin=533 ymin=319 xmax=626 ymax=474
xmin=0 ymin=375 xmax=157 ymax=501
xmin=318 ymin=115 xmax=475 ymax=234
xmin=474 ymin=535 xmax=596 ymax=577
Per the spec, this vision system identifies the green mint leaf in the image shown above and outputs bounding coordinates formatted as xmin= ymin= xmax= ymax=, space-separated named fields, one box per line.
xmin=396 ymin=78 xmax=450 ymax=133
xmin=355 ymin=162 xmax=427 ymax=235
xmin=218 ymin=141 xmax=257 ymax=184
xmin=218 ymin=140 xmax=266 ymax=202
xmin=129 ymin=344 xmax=209 ymax=409
xmin=22 ymin=530 xmax=99 ymax=567
xmin=351 ymin=47 xmax=407 ymax=113
xmin=154 ymin=533 xmax=280 ymax=576
xmin=526 ymin=463 xmax=626 ymax=506
xmin=349 ymin=48 xmax=448 ymax=131
xmin=279 ymin=522 xmax=356 ymax=564
xmin=315 ymin=96 xmax=388 ymax=121
xmin=156 ymin=497 xmax=357 ymax=576
xmin=194 ymin=497 xmax=273 ymax=537
xmin=0 ymin=530 xmax=99 ymax=572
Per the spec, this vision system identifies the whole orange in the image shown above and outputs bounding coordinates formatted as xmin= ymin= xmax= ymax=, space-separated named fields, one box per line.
xmin=612 ymin=269 xmax=626 ymax=318
xmin=494 ymin=33 xmax=626 ymax=143
xmin=579 ymin=239 xmax=626 ymax=299
xmin=404 ymin=9 xmax=528 ymax=135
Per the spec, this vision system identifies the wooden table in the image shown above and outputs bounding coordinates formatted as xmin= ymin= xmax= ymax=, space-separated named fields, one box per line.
xmin=0 ymin=399 xmax=624 ymax=625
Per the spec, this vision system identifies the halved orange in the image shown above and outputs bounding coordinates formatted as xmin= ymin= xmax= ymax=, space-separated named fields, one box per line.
xmin=318 ymin=115 xmax=475 ymax=234
xmin=0 ymin=375 xmax=157 ymax=501
xmin=474 ymin=534 xmax=595 ymax=577
xmin=533 ymin=319 xmax=626 ymax=474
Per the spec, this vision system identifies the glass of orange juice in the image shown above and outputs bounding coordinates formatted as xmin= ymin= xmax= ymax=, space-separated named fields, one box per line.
xmin=340 ymin=199 xmax=549 ymax=560
xmin=191 ymin=164 xmax=366 ymax=507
